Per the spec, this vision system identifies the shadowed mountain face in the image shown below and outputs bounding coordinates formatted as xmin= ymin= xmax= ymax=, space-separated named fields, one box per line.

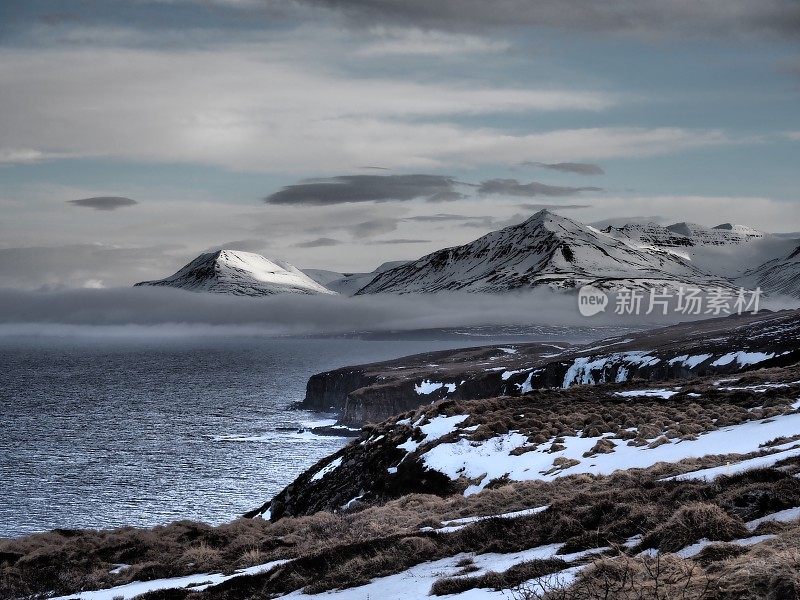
xmin=354 ymin=211 xmax=734 ymax=295
xmin=134 ymin=250 xmax=337 ymax=296
xmin=740 ymin=244 xmax=800 ymax=299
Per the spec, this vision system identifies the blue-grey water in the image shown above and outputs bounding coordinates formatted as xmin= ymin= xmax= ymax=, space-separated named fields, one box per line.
xmin=0 ymin=334 xmax=539 ymax=538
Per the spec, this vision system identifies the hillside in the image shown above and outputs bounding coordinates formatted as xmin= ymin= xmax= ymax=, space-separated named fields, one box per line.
xmin=739 ymin=244 xmax=800 ymax=299
xmin=11 ymin=359 xmax=800 ymax=600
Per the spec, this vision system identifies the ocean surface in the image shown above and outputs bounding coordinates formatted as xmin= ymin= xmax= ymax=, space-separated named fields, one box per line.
xmin=0 ymin=333 xmax=575 ymax=538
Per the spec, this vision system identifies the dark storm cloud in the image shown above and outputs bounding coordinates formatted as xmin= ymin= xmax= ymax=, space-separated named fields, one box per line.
xmin=294 ymin=237 xmax=343 ymax=248
xmin=291 ymin=0 xmax=800 ymax=38
xmin=67 ymin=196 xmax=138 ymax=211
xmin=264 ymin=174 xmax=464 ymax=205
xmin=478 ymin=179 xmax=603 ymax=197
xmin=523 ymin=162 xmax=605 ymax=176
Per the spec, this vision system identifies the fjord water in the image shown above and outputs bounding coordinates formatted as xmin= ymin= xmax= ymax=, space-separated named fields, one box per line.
xmin=0 ymin=335 xmax=519 ymax=538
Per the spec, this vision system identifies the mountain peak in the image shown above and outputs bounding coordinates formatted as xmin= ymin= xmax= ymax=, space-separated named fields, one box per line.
xmin=712 ymin=223 xmax=763 ymax=237
xmin=135 ymin=249 xmax=336 ymax=296
xmin=354 ymin=209 xmax=727 ymax=294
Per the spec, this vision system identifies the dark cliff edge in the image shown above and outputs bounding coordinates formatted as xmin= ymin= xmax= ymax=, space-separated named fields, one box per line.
xmin=301 ymin=310 xmax=800 ymax=426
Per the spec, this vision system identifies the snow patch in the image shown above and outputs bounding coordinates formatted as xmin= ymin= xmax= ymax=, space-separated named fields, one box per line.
xmin=614 ymin=388 xmax=679 ymax=399
xmin=310 ymin=456 xmax=343 ymax=481
xmin=420 ymin=412 xmax=800 ymax=492
xmin=414 ymin=380 xmax=457 ymax=395
xmin=51 ymin=560 xmax=290 ymax=600
xmin=711 ymin=351 xmax=775 ymax=367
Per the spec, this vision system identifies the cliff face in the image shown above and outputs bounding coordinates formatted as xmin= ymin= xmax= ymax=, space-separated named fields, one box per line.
xmin=302 ymin=369 xmax=378 ymax=412
xmin=255 ymin=309 xmax=800 ymax=521
xmin=301 ymin=310 xmax=800 ymax=426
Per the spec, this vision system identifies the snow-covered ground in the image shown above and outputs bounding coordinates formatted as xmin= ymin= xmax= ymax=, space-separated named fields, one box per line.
xmin=421 ymin=506 xmax=549 ymax=534
xmin=278 ymin=543 xmax=608 ymax=600
xmin=49 ymin=560 xmax=290 ymax=600
xmin=404 ymin=411 xmax=800 ymax=495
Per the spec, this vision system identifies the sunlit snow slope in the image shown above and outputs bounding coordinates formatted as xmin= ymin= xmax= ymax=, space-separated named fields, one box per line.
xmin=135 ymin=250 xmax=337 ymax=296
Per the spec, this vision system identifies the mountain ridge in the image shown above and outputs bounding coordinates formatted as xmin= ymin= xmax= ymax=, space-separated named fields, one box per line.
xmin=134 ymin=249 xmax=336 ymax=296
xmin=354 ymin=210 xmax=732 ymax=295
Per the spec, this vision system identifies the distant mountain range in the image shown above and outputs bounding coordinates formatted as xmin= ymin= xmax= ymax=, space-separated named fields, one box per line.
xmin=355 ymin=210 xmax=736 ymax=294
xmin=134 ymin=211 xmax=800 ymax=298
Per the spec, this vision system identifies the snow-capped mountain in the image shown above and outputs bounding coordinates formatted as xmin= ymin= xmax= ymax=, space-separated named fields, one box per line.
xmin=354 ymin=210 xmax=731 ymax=295
xmin=666 ymin=221 xmax=764 ymax=242
xmin=134 ymin=250 xmax=337 ymax=296
xmin=604 ymin=220 xmax=795 ymax=277
xmin=739 ymin=244 xmax=800 ymax=298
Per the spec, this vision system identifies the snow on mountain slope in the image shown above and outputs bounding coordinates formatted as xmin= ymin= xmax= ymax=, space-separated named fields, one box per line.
xmin=325 ymin=261 xmax=409 ymax=295
xmin=604 ymin=221 xmax=795 ymax=277
xmin=134 ymin=250 xmax=337 ymax=296
xmin=667 ymin=221 xmax=763 ymax=242
xmin=739 ymin=244 xmax=800 ymax=298
xmin=354 ymin=210 xmax=730 ymax=295
xmin=302 ymin=269 xmax=346 ymax=286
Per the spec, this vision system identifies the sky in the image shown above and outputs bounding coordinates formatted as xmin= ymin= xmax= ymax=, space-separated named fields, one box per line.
xmin=1 ymin=0 xmax=799 ymax=289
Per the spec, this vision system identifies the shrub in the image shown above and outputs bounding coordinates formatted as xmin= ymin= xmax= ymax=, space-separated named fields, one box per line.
xmin=648 ymin=502 xmax=747 ymax=553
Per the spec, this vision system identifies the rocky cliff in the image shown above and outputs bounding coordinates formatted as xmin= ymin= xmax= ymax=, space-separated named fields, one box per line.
xmin=302 ymin=310 xmax=800 ymax=426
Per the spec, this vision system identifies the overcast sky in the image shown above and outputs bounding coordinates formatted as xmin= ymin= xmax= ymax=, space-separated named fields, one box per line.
xmin=1 ymin=0 xmax=799 ymax=289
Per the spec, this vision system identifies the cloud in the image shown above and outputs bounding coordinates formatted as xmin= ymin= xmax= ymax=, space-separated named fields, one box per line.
xmin=589 ymin=215 xmax=667 ymax=228
xmin=265 ymin=175 xmax=464 ymax=205
xmin=0 ymin=40 xmax=619 ymax=173
xmin=404 ymin=213 xmax=489 ymax=223
xmin=354 ymin=27 xmax=510 ymax=57
xmin=0 ymin=287 xmax=596 ymax=334
xmin=294 ymin=237 xmax=343 ymax=248
xmin=0 ymin=35 xmax=739 ymax=171
xmin=523 ymin=161 xmax=604 ymax=175
xmin=347 ymin=218 xmax=399 ymax=238
xmin=0 ymin=243 xmax=184 ymax=290
xmin=291 ymin=0 xmax=800 ymax=38
xmin=0 ymin=148 xmax=65 ymax=165
xmin=67 ymin=196 xmax=139 ymax=211
xmin=365 ymin=238 xmax=431 ymax=244
xmin=204 ymin=239 xmax=270 ymax=253
xmin=2 ymin=285 xmax=755 ymax=341
xmin=518 ymin=203 xmax=592 ymax=210
xmin=786 ymin=131 xmax=800 ymax=141
xmin=478 ymin=179 xmax=603 ymax=197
